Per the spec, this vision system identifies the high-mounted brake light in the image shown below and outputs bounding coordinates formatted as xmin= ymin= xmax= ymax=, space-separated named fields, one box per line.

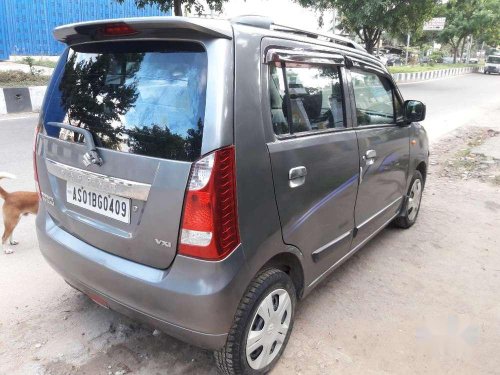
xmin=179 ymin=146 xmax=240 ymax=261
xmin=102 ymin=23 xmax=138 ymax=36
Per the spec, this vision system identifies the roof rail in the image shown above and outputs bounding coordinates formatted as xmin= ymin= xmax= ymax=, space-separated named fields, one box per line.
xmin=231 ymin=15 xmax=366 ymax=52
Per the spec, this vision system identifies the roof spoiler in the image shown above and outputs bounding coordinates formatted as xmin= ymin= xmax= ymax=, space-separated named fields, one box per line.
xmin=53 ymin=17 xmax=233 ymax=45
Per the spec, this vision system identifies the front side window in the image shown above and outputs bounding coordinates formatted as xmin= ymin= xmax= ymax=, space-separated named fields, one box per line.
xmin=45 ymin=41 xmax=207 ymax=162
xmin=351 ymin=70 xmax=396 ymax=126
xmin=269 ymin=63 xmax=345 ymax=135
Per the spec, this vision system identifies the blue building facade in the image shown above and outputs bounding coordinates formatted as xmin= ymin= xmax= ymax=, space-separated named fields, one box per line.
xmin=0 ymin=0 xmax=170 ymax=60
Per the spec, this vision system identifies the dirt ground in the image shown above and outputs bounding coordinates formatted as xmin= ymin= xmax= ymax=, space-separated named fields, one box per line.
xmin=1 ymin=126 xmax=500 ymax=375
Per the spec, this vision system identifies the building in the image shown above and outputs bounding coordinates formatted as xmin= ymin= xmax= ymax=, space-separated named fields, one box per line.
xmin=0 ymin=0 xmax=170 ymax=60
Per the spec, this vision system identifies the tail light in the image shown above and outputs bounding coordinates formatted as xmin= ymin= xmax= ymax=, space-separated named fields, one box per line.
xmin=33 ymin=121 xmax=41 ymax=198
xmin=179 ymin=146 xmax=240 ymax=261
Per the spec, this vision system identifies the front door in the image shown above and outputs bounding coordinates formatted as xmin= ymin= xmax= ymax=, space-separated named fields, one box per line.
xmin=348 ymin=69 xmax=410 ymax=248
xmin=265 ymin=56 xmax=359 ymax=274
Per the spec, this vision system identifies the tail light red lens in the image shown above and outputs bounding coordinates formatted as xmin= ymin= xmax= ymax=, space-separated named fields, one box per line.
xmin=179 ymin=146 xmax=240 ymax=261
xmin=102 ymin=23 xmax=138 ymax=36
xmin=33 ymin=121 xmax=41 ymax=198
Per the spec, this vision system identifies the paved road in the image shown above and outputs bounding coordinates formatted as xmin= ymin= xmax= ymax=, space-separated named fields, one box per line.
xmin=0 ymin=73 xmax=499 ymax=374
xmin=399 ymin=72 xmax=500 ymax=141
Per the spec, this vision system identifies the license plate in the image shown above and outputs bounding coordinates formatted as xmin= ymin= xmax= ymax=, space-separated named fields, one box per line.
xmin=66 ymin=183 xmax=131 ymax=223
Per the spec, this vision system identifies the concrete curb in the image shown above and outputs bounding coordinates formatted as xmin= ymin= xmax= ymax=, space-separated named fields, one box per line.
xmin=0 ymin=86 xmax=47 ymax=115
xmin=0 ymin=66 xmax=485 ymax=114
xmin=0 ymin=89 xmax=6 ymax=114
xmin=392 ymin=66 xmax=484 ymax=83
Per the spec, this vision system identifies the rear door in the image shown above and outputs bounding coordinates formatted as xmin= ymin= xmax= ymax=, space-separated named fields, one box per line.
xmin=36 ymin=38 xmax=232 ymax=269
xmin=264 ymin=48 xmax=359 ymax=272
xmin=347 ymin=68 xmax=410 ymax=248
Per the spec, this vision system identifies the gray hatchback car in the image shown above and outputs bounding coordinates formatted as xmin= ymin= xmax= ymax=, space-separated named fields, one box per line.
xmin=34 ymin=15 xmax=428 ymax=374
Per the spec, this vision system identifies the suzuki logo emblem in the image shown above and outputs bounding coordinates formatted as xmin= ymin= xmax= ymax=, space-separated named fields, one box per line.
xmin=155 ymin=239 xmax=172 ymax=248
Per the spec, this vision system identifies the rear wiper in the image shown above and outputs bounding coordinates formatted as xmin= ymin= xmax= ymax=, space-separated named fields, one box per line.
xmin=47 ymin=122 xmax=103 ymax=167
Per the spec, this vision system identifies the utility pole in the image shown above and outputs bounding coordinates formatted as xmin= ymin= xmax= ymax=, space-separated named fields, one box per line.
xmin=331 ymin=8 xmax=338 ymax=34
xmin=466 ymin=35 xmax=473 ymax=63
xmin=405 ymin=32 xmax=411 ymax=65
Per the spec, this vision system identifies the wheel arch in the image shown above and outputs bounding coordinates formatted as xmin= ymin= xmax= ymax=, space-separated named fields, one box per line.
xmin=416 ymin=161 xmax=427 ymax=184
xmin=259 ymin=250 xmax=305 ymax=299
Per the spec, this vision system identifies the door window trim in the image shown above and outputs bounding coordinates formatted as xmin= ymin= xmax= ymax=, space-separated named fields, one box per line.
xmin=265 ymin=48 xmax=345 ymax=66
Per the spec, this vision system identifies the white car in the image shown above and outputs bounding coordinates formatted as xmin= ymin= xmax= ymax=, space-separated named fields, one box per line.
xmin=484 ymin=55 xmax=500 ymax=74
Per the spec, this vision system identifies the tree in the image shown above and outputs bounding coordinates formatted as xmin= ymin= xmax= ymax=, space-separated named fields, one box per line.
xmin=438 ymin=0 xmax=500 ymax=63
xmin=473 ymin=0 xmax=500 ymax=48
xmin=117 ymin=0 xmax=228 ymax=16
xmin=59 ymin=52 xmax=143 ymax=149
xmin=296 ymin=0 xmax=437 ymax=54
xmin=127 ymin=119 xmax=203 ymax=161
xmin=438 ymin=0 xmax=479 ymax=63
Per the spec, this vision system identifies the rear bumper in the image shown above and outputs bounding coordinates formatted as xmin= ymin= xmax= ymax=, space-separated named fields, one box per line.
xmin=36 ymin=206 xmax=249 ymax=350
xmin=485 ymin=66 xmax=499 ymax=73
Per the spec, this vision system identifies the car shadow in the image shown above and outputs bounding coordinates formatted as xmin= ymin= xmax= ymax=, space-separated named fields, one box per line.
xmin=43 ymin=225 xmax=403 ymax=375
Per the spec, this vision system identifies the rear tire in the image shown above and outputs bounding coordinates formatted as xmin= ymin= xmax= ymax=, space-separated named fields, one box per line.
xmin=215 ymin=268 xmax=296 ymax=375
xmin=393 ymin=170 xmax=424 ymax=229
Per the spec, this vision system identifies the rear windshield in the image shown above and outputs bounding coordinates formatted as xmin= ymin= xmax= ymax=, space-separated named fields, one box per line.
xmin=44 ymin=41 xmax=207 ymax=162
xmin=487 ymin=55 xmax=500 ymax=64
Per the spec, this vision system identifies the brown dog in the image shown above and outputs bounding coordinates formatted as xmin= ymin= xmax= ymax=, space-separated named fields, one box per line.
xmin=0 ymin=173 xmax=39 ymax=254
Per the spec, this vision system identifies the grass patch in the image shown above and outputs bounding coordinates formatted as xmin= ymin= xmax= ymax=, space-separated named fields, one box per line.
xmin=388 ymin=63 xmax=479 ymax=74
xmin=0 ymin=70 xmax=50 ymax=88
xmin=17 ymin=59 xmax=57 ymax=69
xmin=456 ymin=148 xmax=472 ymax=158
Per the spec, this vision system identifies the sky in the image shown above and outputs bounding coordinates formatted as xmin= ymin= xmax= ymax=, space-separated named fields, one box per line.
xmin=192 ymin=0 xmax=337 ymax=34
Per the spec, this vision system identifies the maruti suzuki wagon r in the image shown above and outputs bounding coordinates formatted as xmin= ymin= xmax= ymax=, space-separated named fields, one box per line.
xmin=35 ymin=15 xmax=428 ymax=374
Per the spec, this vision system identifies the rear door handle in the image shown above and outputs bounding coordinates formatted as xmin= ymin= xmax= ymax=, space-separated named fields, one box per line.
xmin=289 ymin=166 xmax=307 ymax=188
xmin=363 ymin=149 xmax=377 ymax=165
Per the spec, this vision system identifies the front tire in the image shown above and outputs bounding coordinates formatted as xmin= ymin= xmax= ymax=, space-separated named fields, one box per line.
xmin=393 ymin=170 xmax=424 ymax=229
xmin=215 ymin=268 xmax=296 ymax=375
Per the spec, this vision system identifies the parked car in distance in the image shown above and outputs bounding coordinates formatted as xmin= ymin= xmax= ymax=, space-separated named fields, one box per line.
xmin=386 ymin=53 xmax=403 ymax=66
xmin=420 ymin=54 xmax=444 ymax=64
xmin=375 ymin=53 xmax=389 ymax=66
xmin=420 ymin=56 xmax=430 ymax=64
xmin=469 ymin=57 xmax=479 ymax=64
xmin=484 ymin=55 xmax=500 ymax=74
xmin=34 ymin=15 xmax=429 ymax=374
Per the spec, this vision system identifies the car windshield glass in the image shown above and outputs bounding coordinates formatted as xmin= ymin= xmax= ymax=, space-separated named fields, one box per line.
xmin=487 ymin=56 xmax=500 ymax=64
xmin=44 ymin=41 xmax=207 ymax=162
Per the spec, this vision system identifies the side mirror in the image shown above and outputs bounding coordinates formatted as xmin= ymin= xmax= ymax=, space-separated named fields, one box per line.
xmin=404 ymin=100 xmax=426 ymax=123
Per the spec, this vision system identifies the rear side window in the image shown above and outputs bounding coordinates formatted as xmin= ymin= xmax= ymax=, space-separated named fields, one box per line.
xmin=269 ymin=63 xmax=345 ymax=135
xmin=45 ymin=41 xmax=207 ymax=162
xmin=351 ymin=70 xmax=396 ymax=126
